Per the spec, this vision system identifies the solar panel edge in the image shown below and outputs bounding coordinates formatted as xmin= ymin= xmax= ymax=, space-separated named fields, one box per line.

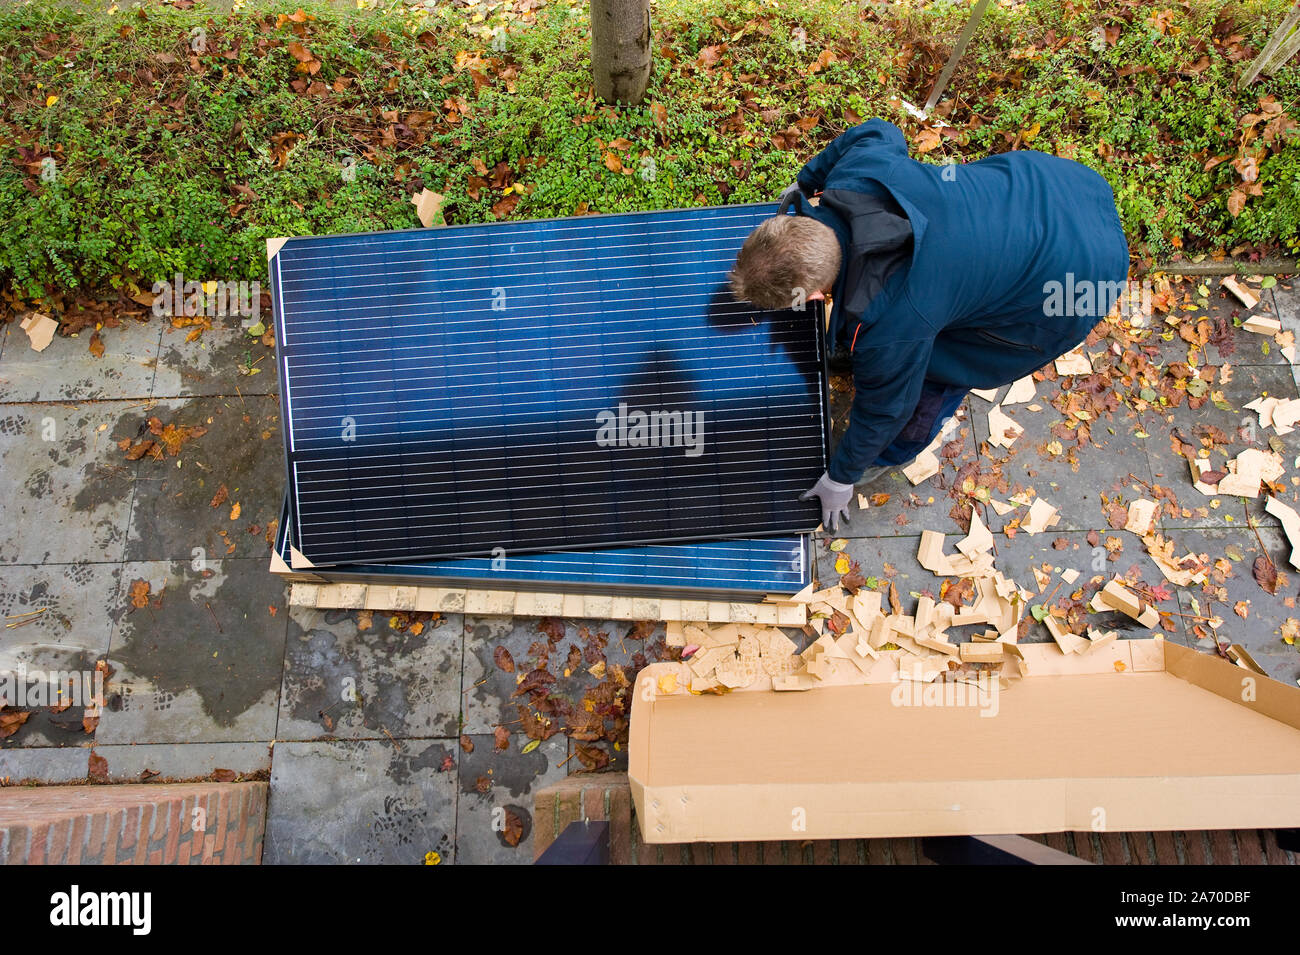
xmin=266 ymin=201 xmax=783 ymax=255
xmin=271 ymin=246 xmax=307 ymax=560
xmin=271 ymin=495 xmax=812 ymax=599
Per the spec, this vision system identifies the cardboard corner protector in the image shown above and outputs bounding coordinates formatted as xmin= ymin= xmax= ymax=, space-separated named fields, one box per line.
xmin=266 ymin=236 xmax=290 ymax=262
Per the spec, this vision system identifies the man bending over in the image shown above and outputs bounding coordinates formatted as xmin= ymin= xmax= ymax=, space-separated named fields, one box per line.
xmin=729 ymin=119 xmax=1129 ymax=530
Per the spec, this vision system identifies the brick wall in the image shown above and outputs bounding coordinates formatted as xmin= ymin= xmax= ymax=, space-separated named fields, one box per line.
xmin=0 ymin=782 xmax=266 ymax=865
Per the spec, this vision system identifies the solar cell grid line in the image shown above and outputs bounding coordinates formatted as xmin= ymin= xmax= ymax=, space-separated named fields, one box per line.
xmin=272 ymin=497 xmax=811 ymax=598
xmin=272 ymin=202 xmax=830 ymax=565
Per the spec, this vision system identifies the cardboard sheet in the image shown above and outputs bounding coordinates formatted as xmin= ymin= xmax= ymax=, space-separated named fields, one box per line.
xmin=629 ymin=639 xmax=1300 ymax=842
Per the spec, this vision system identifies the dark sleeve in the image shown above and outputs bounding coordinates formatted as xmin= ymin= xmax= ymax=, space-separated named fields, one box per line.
xmin=827 ymin=335 xmax=935 ymax=484
xmin=797 ymin=119 xmax=909 ymax=194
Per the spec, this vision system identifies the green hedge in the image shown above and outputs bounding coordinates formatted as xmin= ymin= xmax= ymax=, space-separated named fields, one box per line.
xmin=1 ymin=0 xmax=1298 ymax=303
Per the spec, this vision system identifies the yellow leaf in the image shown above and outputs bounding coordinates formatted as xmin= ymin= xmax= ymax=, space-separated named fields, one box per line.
xmin=229 ymin=501 xmax=241 ymax=520
xmin=521 ymin=739 xmax=540 ymax=754
xmin=657 ymin=673 xmax=678 ymax=695
xmin=1021 ymin=122 xmax=1041 ymax=142
xmin=46 ymin=95 xmax=58 ymax=107
xmin=835 ymin=554 xmax=850 ymax=574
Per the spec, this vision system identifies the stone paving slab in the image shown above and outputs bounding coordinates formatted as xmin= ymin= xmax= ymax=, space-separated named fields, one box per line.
xmin=0 ymin=318 xmax=161 ymax=402
xmin=1198 ymin=284 xmax=1288 ymax=368
xmin=983 ymin=527 xmax=1188 ymax=647
xmin=454 ymin=732 xmax=568 ymax=864
xmin=970 ymin=394 xmax=1157 ymax=535
xmin=91 ymin=741 xmax=272 ymax=783
xmin=461 ymin=614 xmax=660 ymax=738
xmin=264 ymin=738 xmax=457 ymax=864
xmin=1274 ymin=280 xmax=1300 ymax=391
xmin=0 ymin=562 xmax=122 ymax=748
xmin=153 ymin=317 xmax=278 ymax=399
xmin=0 ymin=402 xmax=143 ymax=563
xmin=97 ymin=558 xmax=287 ymax=745
xmin=1142 ymin=362 xmax=1300 ymax=531
xmin=1165 ymin=525 xmax=1298 ymax=683
xmin=0 ymin=745 xmax=91 ymax=784
xmin=277 ymin=605 xmax=463 ymax=741
xmin=123 ymin=395 xmax=284 ymax=561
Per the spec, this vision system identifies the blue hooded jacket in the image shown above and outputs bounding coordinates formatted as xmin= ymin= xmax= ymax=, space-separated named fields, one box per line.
xmin=791 ymin=120 xmax=1129 ymax=484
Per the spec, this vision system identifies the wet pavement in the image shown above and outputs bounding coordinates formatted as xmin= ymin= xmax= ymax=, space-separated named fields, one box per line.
xmin=2 ymin=276 xmax=1299 ymax=864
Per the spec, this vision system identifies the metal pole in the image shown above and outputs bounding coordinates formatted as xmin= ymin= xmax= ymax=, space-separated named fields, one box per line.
xmin=923 ymin=0 xmax=993 ymax=113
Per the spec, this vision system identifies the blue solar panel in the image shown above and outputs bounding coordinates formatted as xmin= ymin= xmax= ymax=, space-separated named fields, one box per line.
xmin=272 ymin=203 xmax=828 ymax=565
xmin=273 ymin=497 xmax=811 ymax=598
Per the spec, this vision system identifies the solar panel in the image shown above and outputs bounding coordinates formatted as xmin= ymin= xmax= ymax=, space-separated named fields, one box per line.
xmin=272 ymin=497 xmax=811 ymax=599
xmin=272 ymin=203 xmax=828 ymax=565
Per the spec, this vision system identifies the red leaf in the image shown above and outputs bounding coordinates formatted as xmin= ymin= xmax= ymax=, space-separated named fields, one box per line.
xmin=502 ymin=807 xmax=524 ymax=846
xmin=88 ymin=751 xmax=109 ymax=782
xmin=1253 ymin=555 xmax=1279 ymax=594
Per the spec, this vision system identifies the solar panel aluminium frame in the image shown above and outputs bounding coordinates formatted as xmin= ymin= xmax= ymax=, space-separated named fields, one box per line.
xmin=271 ymin=202 xmax=832 ymax=566
xmin=272 ymin=497 xmax=813 ymax=600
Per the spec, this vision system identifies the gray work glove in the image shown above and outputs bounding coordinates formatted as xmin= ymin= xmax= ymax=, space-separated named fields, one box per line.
xmin=801 ymin=471 xmax=854 ymax=531
xmin=777 ymin=180 xmax=810 ymax=212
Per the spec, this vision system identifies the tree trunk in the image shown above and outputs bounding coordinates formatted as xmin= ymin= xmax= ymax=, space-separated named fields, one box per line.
xmin=591 ymin=0 xmax=651 ymax=105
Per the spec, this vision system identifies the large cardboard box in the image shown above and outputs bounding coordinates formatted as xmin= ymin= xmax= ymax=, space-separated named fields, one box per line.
xmin=629 ymin=638 xmax=1300 ymax=843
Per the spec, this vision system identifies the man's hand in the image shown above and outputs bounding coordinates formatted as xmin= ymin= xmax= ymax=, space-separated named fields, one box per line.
xmin=801 ymin=471 xmax=854 ymax=531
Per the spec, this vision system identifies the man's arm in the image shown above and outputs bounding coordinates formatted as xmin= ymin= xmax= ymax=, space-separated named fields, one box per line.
xmin=827 ymin=335 xmax=935 ymax=485
xmin=796 ymin=119 xmax=908 ymax=195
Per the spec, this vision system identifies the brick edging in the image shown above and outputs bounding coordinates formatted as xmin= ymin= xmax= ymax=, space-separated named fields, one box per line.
xmin=0 ymin=782 xmax=267 ymax=865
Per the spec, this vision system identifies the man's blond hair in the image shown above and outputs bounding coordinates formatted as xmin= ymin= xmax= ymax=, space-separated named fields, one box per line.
xmin=729 ymin=216 xmax=841 ymax=310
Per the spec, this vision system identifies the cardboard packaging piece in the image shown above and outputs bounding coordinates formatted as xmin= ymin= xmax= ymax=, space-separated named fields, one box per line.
xmin=628 ymin=639 xmax=1300 ymax=843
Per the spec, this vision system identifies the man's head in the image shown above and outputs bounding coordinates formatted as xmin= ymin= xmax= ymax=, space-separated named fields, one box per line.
xmin=728 ymin=215 xmax=841 ymax=310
